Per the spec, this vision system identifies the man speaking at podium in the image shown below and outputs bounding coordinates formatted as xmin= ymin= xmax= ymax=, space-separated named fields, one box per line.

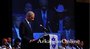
xmin=19 ymin=11 xmax=35 ymax=49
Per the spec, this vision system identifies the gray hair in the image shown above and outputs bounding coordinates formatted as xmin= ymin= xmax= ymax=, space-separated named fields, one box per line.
xmin=26 ymin=11 xmax=35 ymax=17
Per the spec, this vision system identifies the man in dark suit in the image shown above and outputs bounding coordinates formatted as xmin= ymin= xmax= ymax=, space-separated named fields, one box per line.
xmin=19 ymin=11 xmax=35 ymax=49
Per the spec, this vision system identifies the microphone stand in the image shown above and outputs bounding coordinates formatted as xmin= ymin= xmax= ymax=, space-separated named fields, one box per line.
xmin=43 ymin=31 xmax=48 ymax=36
xmin=40 ymin=24 xmax=48 ymax=36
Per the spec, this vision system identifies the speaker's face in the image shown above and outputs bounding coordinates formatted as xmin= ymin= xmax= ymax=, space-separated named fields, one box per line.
xmin=27 ymin=12 xmax=35 ymax=22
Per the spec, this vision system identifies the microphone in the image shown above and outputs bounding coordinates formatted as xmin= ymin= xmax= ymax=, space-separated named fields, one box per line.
xmin=40 ymin=24 xmax=47 ymax=31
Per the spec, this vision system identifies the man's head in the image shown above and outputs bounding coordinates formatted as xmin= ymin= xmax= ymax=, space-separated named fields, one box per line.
xmin=26 ymin=11 xmax=35 ymax=22
xmin=75 ymin=40 xmax=80 ymax=46
xmin=2 ymin=38 xmax=8 ymax=45
xmin=69 ymin=39 xmax=75 ymax=46
xmin=7 ymin=37 xmax=11 ymax=43
xmin=80 ymin=41 xmax=84 ymax=47
xmin=61 ymin=39 xmax=68 ymax=47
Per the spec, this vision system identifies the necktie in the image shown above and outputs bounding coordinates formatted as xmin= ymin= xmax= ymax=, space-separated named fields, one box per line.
xmin=29 ymin=22 xmax=32 ymax=31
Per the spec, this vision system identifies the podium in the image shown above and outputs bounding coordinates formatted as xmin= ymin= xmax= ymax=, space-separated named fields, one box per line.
xmin=30 ymin=34 xmax=58 ymax=49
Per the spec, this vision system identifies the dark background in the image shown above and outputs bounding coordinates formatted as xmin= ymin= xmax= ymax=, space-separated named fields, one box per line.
xmin=0 ymin=0 xmax=89 ymax=48
xmin=75 ymin=2 xmax=89 ymax=49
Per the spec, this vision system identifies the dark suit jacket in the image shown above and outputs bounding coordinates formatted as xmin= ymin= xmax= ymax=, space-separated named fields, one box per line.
xmin=19 ymin=19 xmax=33 ymax=49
